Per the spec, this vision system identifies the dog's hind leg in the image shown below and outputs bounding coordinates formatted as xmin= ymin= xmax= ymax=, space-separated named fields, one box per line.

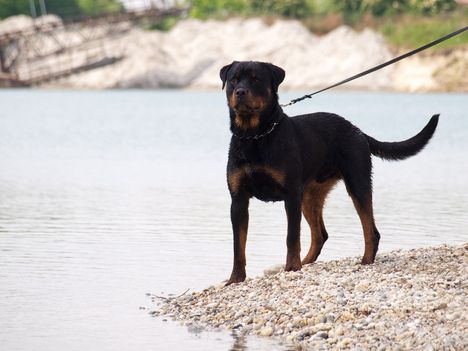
xmin=350 ymin=194 xmax=380 ymax=264
xmin=301 ymin=179 xmax=338 ymax=265
xmin=340 ymin=148 xmax=381 ymax=264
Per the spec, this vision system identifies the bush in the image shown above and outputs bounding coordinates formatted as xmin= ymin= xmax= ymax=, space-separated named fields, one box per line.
xmin=0 ymin=0 xmax=122 ymax=20
xmin=331 ymin=0 xmax=457 ymax=24
xmin=189 ymin=0 xmax=316 ymax=19
xmin=380 ymin=12 xmax=468 ymax=49
xmin=189 ymin=0 xmax=248 ymax=19
xmin=0 ymin=0 xmax=32 ymax=19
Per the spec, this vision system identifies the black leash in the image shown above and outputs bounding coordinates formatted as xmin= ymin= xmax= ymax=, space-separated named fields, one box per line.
xmin=280 ymin=25 xmax=468 ymax=107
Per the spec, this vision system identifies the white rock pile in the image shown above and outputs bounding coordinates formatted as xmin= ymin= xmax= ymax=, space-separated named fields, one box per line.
xmin=36 ymin=17 xmax=394 ymax=90
xmin=1 ymin=15 xmax=465 ymax=91
xmin=152 ymin=244 xmax=467 ymax=350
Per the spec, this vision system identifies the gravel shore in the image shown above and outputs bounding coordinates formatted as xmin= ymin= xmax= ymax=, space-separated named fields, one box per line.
xmin=152 ymin=244 xmax=467 ymax=350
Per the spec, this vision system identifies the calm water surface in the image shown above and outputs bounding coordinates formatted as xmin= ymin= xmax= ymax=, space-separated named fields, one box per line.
xmin=0 ymin=90 xmax=467 ymax=351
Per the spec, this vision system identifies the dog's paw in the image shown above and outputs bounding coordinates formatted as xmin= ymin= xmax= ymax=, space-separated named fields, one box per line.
xmin=225 ymin=271 xmax=246 ymax=286
xmin=301 ymin=255 xmax=317 ymax=265
xmin=361 ymin=256 xmax=375 ymax=265
xmin=285 ymin=257 xmax=302 ymax=272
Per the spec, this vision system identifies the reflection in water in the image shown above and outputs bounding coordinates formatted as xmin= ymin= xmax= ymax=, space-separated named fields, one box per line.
xmin=230 ymin=333 xmax=248 ymax=351
xmin=0 ymin=90 xmax=467 ymax=351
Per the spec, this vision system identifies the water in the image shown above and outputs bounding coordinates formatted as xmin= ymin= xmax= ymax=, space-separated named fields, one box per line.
xmin=0 ymin=90 xmax=466 ymax=351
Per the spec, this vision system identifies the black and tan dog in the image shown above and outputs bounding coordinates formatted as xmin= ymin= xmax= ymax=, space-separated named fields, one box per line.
xmin=220 ymin=60 xmax=439 ymax=285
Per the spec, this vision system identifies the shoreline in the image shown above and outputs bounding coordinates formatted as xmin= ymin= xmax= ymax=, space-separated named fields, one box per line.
xmin=153 ymin=244 xmax=467 ymax=350
xmin=1 ymin=16 xmax=466 ymax=92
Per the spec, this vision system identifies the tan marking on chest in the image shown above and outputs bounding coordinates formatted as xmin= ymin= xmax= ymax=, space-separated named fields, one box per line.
xmin=257 ymin=165 xmax=286 ymax=186
xmin=228 ymin=165 xmax=286 ymax=194
xmin=234 ymin=114 xmax=260 ymax=130
xmin=228 ymin=168 xmax=246 ymax=194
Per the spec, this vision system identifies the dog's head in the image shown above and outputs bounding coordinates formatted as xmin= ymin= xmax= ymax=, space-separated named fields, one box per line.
xmin=219 ymin=61 xmax=285 ymax=129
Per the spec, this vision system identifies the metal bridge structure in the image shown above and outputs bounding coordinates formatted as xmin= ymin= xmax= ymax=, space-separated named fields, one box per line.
xmin=0 ymin=0 xmax=187 ymax=86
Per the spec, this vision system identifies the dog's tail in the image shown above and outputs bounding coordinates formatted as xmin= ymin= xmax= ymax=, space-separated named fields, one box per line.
xmin=365 ymin=114 xmax=439 ymax=161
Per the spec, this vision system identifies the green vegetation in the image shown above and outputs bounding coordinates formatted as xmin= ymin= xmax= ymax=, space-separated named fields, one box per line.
xmin=75 ymin=0 xmax=122 ymax=17
xmin=188 ymin=0 xmax=249 ymax=19
xmin=380 ymin=12 xmax=468 ymax=49
xmin=187 ymin=0 xmax=459 ymax=21
xmin=185 ymin=0 xmax=467 ymax=49
xmin=328 ymin=0 xmax=457 ymax=24
xmin=0 ymin=0 xmax=122 ymax=20
xmin=148 ymin=16 xmax=179 ymax=32
xmin=0 ymin=0 xmax=30 ymax=19
xmin=1 ymin=0 xmax=466 ymax=49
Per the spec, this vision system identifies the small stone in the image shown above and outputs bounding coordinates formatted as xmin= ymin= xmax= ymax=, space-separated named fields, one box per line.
xmin=313 ymin=323 xmax=332 ymax=332
xmin=314 ymin=331 xmax=328 ymax=339
xmin=446 ymin=312 xmax=461 ymax=320
xmin=338 ymin=337 xmax=353 ymax=347
xmin=433 ymin=302 xmax=448 ymax=311
xmin=264 ymin=264 xmax=284 ymax=276
xmin=253 ymin=323 xmax=262 ymax=330
xmin=333 ymin=326 xmax=345 ymax=336
xmin=292 ymin=315 xmax=304 ymax=327
xmin=395 ymin=331 xmax=414 ymax=341
xmin=326 ymin=314 xmax=336 ymax=323
xmin=234 ymin=310 xmax=244 ymax=319
xmin=356 ymin=280 xmax=370 ymax=292
xmin=260 ymin=327 xmax=273 ymax=336
xmin=242 ymin=316 xmax=253 ymax=324
xmin=340 ymin=311 xmax=355 ymax=321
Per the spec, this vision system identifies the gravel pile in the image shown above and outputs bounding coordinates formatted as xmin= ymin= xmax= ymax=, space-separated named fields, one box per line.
xmin=30 ymin=17 xmax=394 ymax=90
xmin=2 ymin=15 xmax=464 ymax=91
xmin=152 ymin=244 xmax=467 ymax=350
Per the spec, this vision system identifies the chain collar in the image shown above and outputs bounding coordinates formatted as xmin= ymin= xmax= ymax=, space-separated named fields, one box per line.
xmin=232 ymin=117 xmax=283 ymax=140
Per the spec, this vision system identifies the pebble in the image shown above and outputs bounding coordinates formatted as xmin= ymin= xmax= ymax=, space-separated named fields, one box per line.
xmin=445 ymin=312 xmax=461 ymax=320
xmin=314 ymin=331 xmax=328 ymax=339
xmin=152 ymin=244 xmax=467 ymax=350
xmin=260 ymin=326 xmax=274 ymax=336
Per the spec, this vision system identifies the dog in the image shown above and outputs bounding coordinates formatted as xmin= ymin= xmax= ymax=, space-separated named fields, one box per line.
xmin=220 ymin=61 xmax=439 ymax=285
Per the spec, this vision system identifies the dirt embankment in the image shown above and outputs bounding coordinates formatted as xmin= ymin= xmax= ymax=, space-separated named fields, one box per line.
xmin=1 ymin=16 xmax=467 ymax=91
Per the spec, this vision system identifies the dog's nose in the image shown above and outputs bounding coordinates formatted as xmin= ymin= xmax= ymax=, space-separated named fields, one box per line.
xmin=235 ymin=88 xmax=246 ymax=96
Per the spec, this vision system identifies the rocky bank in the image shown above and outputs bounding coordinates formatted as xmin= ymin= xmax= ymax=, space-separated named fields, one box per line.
xmin=152 ymin=244 xmax=467 ymax=350
xmin=1 ymin=16 xmax=467 ymax=91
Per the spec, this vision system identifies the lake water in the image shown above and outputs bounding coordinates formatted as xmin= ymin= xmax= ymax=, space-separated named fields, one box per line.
xmin=0 ymin=90 xmax=466 ymax=351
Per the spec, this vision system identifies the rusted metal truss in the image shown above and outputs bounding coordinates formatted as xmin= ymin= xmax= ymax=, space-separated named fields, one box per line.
xmin=0 ymin=3 xmax=187 ymax=86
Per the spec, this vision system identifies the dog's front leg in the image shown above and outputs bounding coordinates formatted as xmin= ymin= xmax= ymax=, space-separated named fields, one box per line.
xmin=284 ymin=192 xmax=302 ymax=271
xmin=226 ymin=194 xmax=249 ymax=285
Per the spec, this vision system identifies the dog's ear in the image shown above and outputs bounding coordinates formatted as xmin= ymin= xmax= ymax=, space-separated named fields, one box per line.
xmin=219 ymin=61 xmax=238 ymax=90
xmin=265 ymin=63 xmax=285 ymax=92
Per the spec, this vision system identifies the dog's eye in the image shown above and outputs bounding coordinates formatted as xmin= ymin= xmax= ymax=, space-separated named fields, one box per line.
xmin=230 ymin=78 xmax=238 ymax=84
xmin=252 ymin=77 xmax=261 ymax=83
